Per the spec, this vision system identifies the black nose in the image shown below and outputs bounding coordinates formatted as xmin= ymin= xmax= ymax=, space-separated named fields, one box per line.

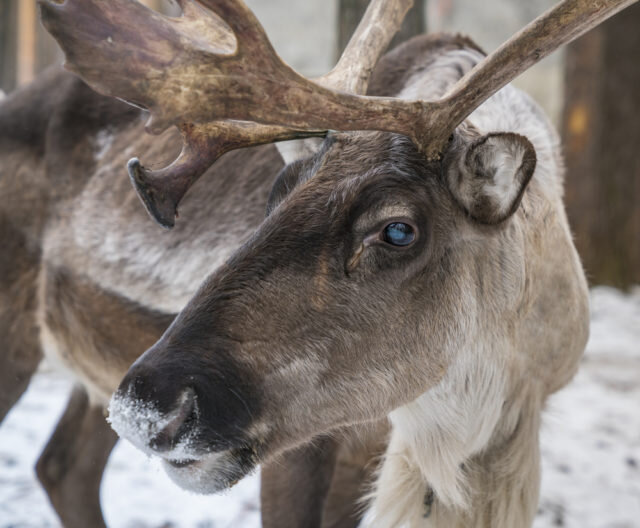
xmin=115 ymin=342 xmax=260 ymax=454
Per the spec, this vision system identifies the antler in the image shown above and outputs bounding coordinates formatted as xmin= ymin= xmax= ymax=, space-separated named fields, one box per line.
xmin=318 ymin=0 xmax=413 ymax=94
xmin=40 ymin=0 xmax=413 ymax=227
xmin=126 ymin=122 xmax=325 ymax=227
xmin=41 ymin=0 xmax=637 ymax=228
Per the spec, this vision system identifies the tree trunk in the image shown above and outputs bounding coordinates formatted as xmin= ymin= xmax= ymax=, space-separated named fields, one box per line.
xmin=336 ymin=0 xmax=425 ymax=61
xmin=0 ymin=0 xmax=18 ymax=93
xmin=562 ymin=3 xmax=640 ymax=288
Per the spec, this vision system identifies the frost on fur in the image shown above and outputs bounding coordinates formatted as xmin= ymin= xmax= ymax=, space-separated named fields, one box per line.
xmin=107 ymin=388 xmax=199 ymax=461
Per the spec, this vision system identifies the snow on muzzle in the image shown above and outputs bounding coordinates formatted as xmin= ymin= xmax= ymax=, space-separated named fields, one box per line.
xmin=108 ymin=387 xmax=198 ymax=459
xmin=108 ymin=385 xmax=259 ymax=494
xmin=107 ymin=343 xmax=263 ymax=494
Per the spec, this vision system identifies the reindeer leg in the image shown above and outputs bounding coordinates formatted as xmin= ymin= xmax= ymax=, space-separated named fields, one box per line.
xmin=0 ymin=236 xmax=42 ymax=422
xmin=320 ymin=421 xmax=389 ymax=528
xmin=0 ymin=340 xmax=42 ymax=422
xmin=261 ymin=436 xmax=338 ymax=528
xmin=260 ymin=421 xmax=388 ymax=528
xmin=36 ymin=385 xmax=117 ymax=528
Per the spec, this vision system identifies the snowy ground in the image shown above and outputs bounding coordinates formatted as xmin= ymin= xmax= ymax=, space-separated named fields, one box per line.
xmin=0 ymin=287 xmax=638 ymax=528
xmin=537 ymin=287 xmax=640 ymax=528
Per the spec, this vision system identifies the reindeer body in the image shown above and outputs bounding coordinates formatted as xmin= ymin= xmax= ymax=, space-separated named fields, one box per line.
xmin=0 ymin=33 xmax=588 ymax=528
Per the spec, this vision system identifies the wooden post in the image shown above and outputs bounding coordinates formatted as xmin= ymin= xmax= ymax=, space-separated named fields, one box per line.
xmin=17 ymin=0 xmax=37 ymax=86
xmin=562 ymin=3 xmax=640 ymax=287
xmin=337 ymin=0 xmax=425 ymax=61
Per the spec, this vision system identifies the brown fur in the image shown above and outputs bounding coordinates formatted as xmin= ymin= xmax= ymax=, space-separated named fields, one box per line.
xmin=367 ymin=34 xmax=485 ymax=97
xmin=0 ymin=65 xmax=285 ymax=525
xmin=38 ymin=264 xmax=173 ymax=398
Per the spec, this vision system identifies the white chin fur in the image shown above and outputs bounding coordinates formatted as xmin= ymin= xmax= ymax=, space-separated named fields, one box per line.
xmin=162 ymin=451 xmax=251 ymax=495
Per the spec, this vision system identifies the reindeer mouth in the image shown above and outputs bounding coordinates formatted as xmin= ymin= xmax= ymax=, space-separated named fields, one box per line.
xmin=160 ymin=445 xmax=258 ymax=494
xmin=166 ymin=458 xmax=198 ymax=469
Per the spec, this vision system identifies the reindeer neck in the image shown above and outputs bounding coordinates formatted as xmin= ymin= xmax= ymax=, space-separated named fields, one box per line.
xmin=368 ymin=379 xmax=544 ymax=528
xmin=428 ymin=399 xmax=542 ymax=528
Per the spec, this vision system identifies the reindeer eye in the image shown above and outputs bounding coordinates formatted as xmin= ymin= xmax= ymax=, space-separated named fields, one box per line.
xmin=382 ymin=222 xmax=415 ymax=247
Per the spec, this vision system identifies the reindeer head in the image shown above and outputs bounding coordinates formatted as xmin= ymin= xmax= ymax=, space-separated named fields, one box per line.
xmin=41 ymin=0 xmax=627 ymax=496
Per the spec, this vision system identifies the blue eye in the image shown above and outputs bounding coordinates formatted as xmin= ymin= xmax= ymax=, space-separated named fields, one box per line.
xmin=382 ymin=222 xmax=415 ymax=247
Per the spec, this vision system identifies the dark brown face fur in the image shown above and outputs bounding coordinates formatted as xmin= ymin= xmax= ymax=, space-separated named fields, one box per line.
xmin=175 ymin=131 xmax=457 ymax=419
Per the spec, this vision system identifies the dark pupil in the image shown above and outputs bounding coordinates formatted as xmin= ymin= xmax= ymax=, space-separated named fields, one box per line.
xmin=383 ymin=222 xmax=415 ymax=246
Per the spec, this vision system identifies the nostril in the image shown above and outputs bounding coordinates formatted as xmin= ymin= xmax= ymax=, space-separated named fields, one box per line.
xmin=148 ymin=429 xmax=173 ymax=453
xmin=148 ymin=388 xmax=197 ymax=452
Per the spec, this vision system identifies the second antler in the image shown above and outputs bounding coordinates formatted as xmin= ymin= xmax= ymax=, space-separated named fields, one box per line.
xmin=40 ymin=0 xmax=637 ymax=228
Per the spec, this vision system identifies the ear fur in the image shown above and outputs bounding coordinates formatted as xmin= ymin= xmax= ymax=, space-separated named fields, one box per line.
xmin=446 ymin=132 xmax=536 ymax=225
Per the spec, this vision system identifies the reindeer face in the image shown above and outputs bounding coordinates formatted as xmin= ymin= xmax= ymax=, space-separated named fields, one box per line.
xmin=109 ymin=129 xmax=536 ymax=493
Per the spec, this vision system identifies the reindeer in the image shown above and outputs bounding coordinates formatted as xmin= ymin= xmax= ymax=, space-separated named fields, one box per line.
xmin=1 ymin=0 xmax=634 ymax=526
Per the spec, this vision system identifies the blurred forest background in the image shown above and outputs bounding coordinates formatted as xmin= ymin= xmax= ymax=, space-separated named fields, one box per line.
xmin=1 ymin=0 xmax=638 ymax=288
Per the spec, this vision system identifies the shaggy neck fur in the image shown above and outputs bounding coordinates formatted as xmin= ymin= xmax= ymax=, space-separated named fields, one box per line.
xmin=364 ymin=344 xmax=543 ymax=528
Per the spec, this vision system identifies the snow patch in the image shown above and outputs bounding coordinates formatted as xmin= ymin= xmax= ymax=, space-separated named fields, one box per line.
xmin=107 ymin=392 xmax=170 ymax=456
xmin=535 ymin=286 xmax=640 ymax=528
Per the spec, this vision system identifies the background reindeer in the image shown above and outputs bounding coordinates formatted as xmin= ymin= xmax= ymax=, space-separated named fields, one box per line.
xmin=0 ymin=0 xmax=636 ymax=524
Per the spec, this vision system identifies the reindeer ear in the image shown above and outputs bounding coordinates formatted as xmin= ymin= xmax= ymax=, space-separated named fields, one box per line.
xmin=446 ymin=132 xmax=536 ymax=225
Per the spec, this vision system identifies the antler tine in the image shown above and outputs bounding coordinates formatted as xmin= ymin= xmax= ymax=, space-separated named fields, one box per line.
xmin=278 ymin=0 xmax=413 ymax=165
xmin=40 ymin=0 xmax=326 ymax=227
xmin=320 ymin=0 xmax=414 ymax=94
xmin=421 ymin=0 xmax=639 ymax=158
xmin=128 ymin=122 xmax=324 ymax=229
